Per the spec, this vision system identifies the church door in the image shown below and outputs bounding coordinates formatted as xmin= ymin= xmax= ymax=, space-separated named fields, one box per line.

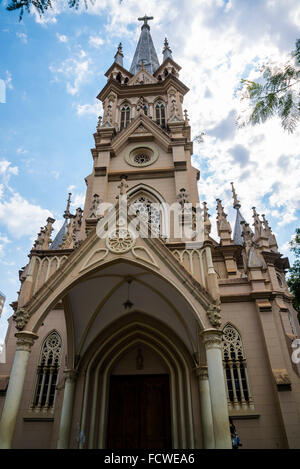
xmin=107 ymin=374 xmax=172 ymax=449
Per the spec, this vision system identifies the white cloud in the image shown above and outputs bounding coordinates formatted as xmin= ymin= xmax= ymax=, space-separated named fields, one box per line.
xmin=16 ymin=147 xmax=28 ymax=155
xmin=16 ymin=32 xmax=28 ymax=44
xmin=0 ymin=160 xmax=18 ymax=185
xmin=0 ymin=193 xmax=53 ymax=239
xmin=72 ymin=192 xmax=85 ymax=208
xmin=49 ymin=49 xmax=93 ymax=96
xmin=51 ymin=170 xmax=60 ymax=180
xmin=56 ymin=33 xmax=68 ymax=42
xmin=89 ymin=34 xmax=104 ymax=48
xmin=76 ymin=102 xmax=101 ymax=116
xmin=4 ymin=71 xmax=13 ymax=90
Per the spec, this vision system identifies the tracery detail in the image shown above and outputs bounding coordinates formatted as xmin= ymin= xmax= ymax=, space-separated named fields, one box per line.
xmin=32 ymin=331 xmax=62 ymax=412
xmin=222 ymin=324 xmax=254 ymax=410
xmin=131 ymin=196 xmax=161 ymax=237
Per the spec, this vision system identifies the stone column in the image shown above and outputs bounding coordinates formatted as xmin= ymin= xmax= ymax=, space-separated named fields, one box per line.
xmin=201 ymin=329 xmax=232 ymax=449
xmin=196 ymin=366 xmax=215 ymax=449
xmin=57 ymin=369 xmax=77 ymax=449
xmin=0 ymin=331 xmax=38 ymax=449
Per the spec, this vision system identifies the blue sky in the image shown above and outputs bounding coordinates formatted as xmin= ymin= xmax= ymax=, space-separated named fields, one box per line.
xmin=0 ymin=0 xmax=300 ymax=341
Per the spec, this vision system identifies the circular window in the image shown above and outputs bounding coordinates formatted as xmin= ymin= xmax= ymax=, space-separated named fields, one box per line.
xmin=125 ymin=146 xmax=158 ymax=167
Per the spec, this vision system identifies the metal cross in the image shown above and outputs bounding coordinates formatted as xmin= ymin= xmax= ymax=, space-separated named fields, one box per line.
xmin=138 ymin=14 xmax=154 ymax=26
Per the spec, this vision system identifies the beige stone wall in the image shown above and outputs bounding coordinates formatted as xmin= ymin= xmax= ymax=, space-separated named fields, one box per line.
xmin=221 ymin=301 xmax=287 ymax=448
xmin=0 ymin=310 xmax=67 ymax=449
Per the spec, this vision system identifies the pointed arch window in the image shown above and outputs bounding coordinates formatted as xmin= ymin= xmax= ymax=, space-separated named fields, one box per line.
xmin=32 ymin=331 xmax=62 ymax=412
xmin=222 ymin=324 xmax=254 ymax=410
xmin=130 ymin=195 xmax=161 ymax=237
xmin=155 ymin=102 xmax=166 ymax=128
xmin=120 ymin=105 xmax=130 ymax=130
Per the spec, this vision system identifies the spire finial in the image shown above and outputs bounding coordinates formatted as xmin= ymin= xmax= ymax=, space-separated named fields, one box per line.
xmin=114 ymin=42 xmax=124 ymax=66
xmin=163 ymin=37 xmax=170 ymax=51
xmin=138 ymin=14 xmax=154 ymax=28
xmin=231 ymin=182 xmax=241 ymax=209
xmin=162 ymin=36 xmax=173 ymax=61
xmin=64 ymin=193 xmax=72 ymax=219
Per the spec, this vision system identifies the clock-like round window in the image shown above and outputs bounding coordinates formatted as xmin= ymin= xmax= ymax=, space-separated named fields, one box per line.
xmin=125 ymin=146 xmax=158 ymax=167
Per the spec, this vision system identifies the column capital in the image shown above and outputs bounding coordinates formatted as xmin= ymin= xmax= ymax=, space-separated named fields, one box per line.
xmin=15 ymin=331 xmax=38 ymax=352
xmin=64 ymin=369 xmax=78 ymax=382
xmin=201 ymin=328 xmax=223 ymax=350
xmin=195 ymin=365 xmax=209 ymax=380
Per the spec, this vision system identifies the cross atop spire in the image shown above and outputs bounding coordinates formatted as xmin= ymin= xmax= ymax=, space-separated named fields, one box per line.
xmin=138 ymin=14 xmax=154 ymax=28
xmin=130 ymin=16 xmax=160 ymax=76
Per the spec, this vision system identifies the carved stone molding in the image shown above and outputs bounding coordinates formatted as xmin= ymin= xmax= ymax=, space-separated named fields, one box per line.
xmin=207 ymin=304 xmax=222 ymax=328
xmin=13 ymin=308 xmax=31 ymax=331
xmin=201 ymin=329 xmax=223 ymax=350
xmin=15 ymin=331 xmax=38 ymax=352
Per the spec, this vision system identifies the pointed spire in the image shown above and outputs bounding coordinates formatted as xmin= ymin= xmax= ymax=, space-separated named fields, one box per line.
xmin=64 ymin=193 xmax=72 ymax=219
xmin=163 ymin=37 xmax=173 ymax=62
xmin=216 ymin=199 xmax=233 ymax=245
xmin=33 ymin=217 xmax=55 ymax=250
xmin=203 ymin=201 xmax=211 ymax=240
xmin=262 ymin=214 xmax=278 ymax=252
xmin=230 ymin=182 xmax=246 ymax=246
xmin=231 ymin=182 xmax=241 ymax=209
xmin=130 ymin=16 xmax=160 ymax=76
xmin=114 ymin=42 xmax=124 ymax=67
xmin=252 ymin=207 xmax=264 ymax=240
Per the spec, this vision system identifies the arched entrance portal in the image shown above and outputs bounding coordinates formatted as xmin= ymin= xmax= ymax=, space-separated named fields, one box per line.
xmin=107 ymin=344 xmax=172 ymax=449
xmin=78 ymin=316 xmax=196 ymax=449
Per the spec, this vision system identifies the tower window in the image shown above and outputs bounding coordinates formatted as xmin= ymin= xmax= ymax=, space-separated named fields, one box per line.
xmin=131 ymin=196 xmax=161 ymax=237
xmin=155 ymin=102 xmax=166 ymax=128
xmin=32 ymin=331 xmax=62 ymax=412
xmin=222 ymin=324 xmax=254 ymax=410
xmin=120 ymin=105 xmax=130 ymax=130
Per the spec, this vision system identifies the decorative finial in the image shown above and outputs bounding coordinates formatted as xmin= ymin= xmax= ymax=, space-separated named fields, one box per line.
xmin=138 ymin=14 xmax=154 ymax=28
xmin=252 ymin=207 xmax=264 ymax=240
xmin=231 ymin=182 xmax=241 ymax=209
xmin=114 ymin=42 xmax=124 ymax=66
xmin=163 ymin=37 xmax=170 ymax=51
xmin=97 ymin=115 xmax=102 ymax=131
xmin=202 ymin=201 xmax=210 ymax=222
xmin=203 ymin=201 xmax=211 ymax=240
xmin=64 ymin=193 xmax=72 ymax=219
xmin=184 ymin=109 xmax=189 ymax=125
xmin=162 ymin=36 xmax=173 ymax=61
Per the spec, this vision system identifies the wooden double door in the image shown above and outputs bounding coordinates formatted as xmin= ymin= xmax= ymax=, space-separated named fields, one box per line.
xmin=107 ymin=374 xmax=172 ymax=449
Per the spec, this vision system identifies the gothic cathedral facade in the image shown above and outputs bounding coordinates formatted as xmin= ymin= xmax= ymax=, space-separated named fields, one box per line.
xmin=0 ymin=17 xmax=300 ymax=449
